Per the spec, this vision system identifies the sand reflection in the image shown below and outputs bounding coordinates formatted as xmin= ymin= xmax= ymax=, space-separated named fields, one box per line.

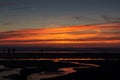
xmin=27 ymin=61 xmax=99 ymax=80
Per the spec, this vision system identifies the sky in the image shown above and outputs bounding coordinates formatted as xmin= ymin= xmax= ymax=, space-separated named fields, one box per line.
xmin=0 ymin=0 xmax=120 ymax=48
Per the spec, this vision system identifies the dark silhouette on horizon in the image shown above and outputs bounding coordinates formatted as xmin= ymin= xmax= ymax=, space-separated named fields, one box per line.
xmin=12 ymin=48 xmax=16 ymax=53
xmin=2 ymin=48 xmax=16 ymax=53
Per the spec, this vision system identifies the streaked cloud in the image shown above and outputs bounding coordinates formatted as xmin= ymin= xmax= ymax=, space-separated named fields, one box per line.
xmin=0 ymin=1 xmax=16 ymax=6
xmin=73 ymin=16 xmax=100 ymax=22
xmin=0 ymin=22 xmax=120 ymax=48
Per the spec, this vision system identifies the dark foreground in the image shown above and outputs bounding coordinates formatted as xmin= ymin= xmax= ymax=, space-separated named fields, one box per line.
xmin=0 ymin=60 xmax=119 ymax=80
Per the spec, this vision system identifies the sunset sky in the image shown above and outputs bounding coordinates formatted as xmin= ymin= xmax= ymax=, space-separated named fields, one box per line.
xmin=0 ymin=0 xmax=120 ymax=48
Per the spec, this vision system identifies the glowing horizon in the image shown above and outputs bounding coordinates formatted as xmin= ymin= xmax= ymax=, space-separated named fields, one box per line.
xmin=0 ymin=22 xmax=120 ymax=48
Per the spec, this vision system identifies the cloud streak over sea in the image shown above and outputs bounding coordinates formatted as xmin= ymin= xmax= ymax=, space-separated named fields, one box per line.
xmin=0 ymin=22 xmax=120 ymax=48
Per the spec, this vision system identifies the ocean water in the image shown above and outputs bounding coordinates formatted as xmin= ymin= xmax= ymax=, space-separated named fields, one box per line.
xmin=0 ymin=59 xmax=119 ymax=80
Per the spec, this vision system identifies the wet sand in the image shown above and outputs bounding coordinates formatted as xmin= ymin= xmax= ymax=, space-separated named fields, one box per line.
xmin=0 ymin=60 xmax=119 ymax=80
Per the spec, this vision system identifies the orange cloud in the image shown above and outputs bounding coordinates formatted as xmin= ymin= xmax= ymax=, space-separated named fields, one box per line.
xmin=0 ymin=22 xmax=120 ymax=48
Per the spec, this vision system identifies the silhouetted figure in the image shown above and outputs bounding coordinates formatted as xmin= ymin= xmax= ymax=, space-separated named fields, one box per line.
xmin=41 ymin=50 xmax=44 ymax=53
xmin=12 ymin=48 xmax=15 ymax=53
xmin=7 ymin=48 xmax=11 ymax=53
xmin=42 ymin=50 xmax=44 ymax=53
xmin=3 ymin=48 xmax=6 ymax=53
